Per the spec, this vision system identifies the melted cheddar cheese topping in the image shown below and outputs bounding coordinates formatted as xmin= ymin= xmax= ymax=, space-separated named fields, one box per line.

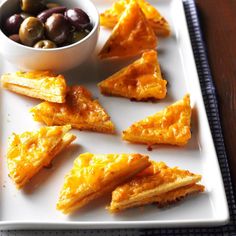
xmin=100 ymin=0 xmax=170 ymax=36
xmin=57 ymin=153 xmax=150 ymax=213
xmin=122 ymin=94 xmax=192 ymax=146
xmin=98 ymin=50 xmax=167 ymax=100
xmin=7 ymin=125 xmax=74 ymax=188
xmin=99 ymin=0 xmax=157 ymax=59
xmin=30 ymin=86 xmax=115 ymax=134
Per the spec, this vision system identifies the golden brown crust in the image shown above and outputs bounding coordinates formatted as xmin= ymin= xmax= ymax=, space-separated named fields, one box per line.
xmin=98 ymin=50 xmax=167 ymax=101
xmin=30 ymin=86 xmax=115 ymax=134
xmin=100 ymin=0 xmax=170 ymax=37
xmin=56 ymin=153 xmax=150 ymax=214
xmin=122 ymin=94 xmax=192 ymax=146
xmin=7 ymin=125 xmax=76 ymax=189
xmin=1 ymin=71 xmax=67 ymax=103
xmin=99 ymin=0 xmax=157 ymax=59
xmin=155 ymin=184 xmax=205 ymax=207
xmin=109 ymin=162 xmax=203 ymax=213
xmin=110 ymin=184 xmax=204 ymax=212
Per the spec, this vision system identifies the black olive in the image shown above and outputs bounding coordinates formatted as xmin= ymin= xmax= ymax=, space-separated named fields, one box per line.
xmin=45 ymin=14 xmax=70 ymax=44
xmin=65 ymin=8 xmax=90 ymax=31
xmin=37 ymin=6 xmax=67 ymax=23
xmin=4 ymin=14 xmax=24 ymax=35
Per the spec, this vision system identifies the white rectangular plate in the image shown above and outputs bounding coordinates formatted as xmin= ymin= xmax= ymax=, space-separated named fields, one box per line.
xmin=0 ymin=0 xmax=229 ymax=230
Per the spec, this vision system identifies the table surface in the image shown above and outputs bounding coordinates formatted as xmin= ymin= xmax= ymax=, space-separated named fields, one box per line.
xmin=195 ymin=0 xmax=236 ymax=194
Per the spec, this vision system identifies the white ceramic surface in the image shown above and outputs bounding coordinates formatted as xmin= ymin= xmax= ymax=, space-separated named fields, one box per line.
xmin=0 ymin=0 xmax=229 ymax=230
xmin=0 ymin=0 xmax=99 ymax=72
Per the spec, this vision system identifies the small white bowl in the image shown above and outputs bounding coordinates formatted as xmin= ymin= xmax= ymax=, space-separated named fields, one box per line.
xmin=0 ymin=0 xmax=99 ymax=72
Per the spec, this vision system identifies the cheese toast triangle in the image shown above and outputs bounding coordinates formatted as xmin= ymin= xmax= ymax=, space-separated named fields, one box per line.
xmin=109 ymin=161 xmax=204 ymax=212
xmin=100 ymin=0 xmax=170 ymax=37
xmin=7 ymin=125 xmax=76 ymax=189
xmin=99 ymin=0 xmax=157 ymax=59
xmin=56 ymin=153 xmax=150 ymax=214
xmin=30 ymin=86 xmax=115 ymax=134
xmin=122 ymin=94 xmax=191 ymax=146
xmin=1 ymin=71 xmax=67 ymax=103
xmin=98 ymin=50 xmax=167 ymax=101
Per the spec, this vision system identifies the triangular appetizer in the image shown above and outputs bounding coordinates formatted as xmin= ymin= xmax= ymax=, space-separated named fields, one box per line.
xmin=56 ymin=153 xmax=150 ymax=214
xmin=30 ymin=86 xmax=115 ymax=134
xmin=100 ymin=0 xmax=170 ymax=37
xmin=109 ymin=161 xmax=204 ymax=212
xmin=99 ymin=0 xmax=157 ymax=59
xmin=1 ymin=71 xmax=67 ymax=103
xmin=98 ymin=50 xmax=167 ymax=101
xmin=7 ymin=125 xmax=76 ymax=189
xmin=122 ymin=94 xmax=191 ymax=146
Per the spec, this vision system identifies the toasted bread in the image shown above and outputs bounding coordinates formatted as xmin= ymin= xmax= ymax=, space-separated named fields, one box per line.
xmin=30 ymin=86 xmax=115 ymax=134
xmin=1 ymin=71 xmax=67 ymax=103
xmin=154 ymin=184 xmax=205 ymax=208
xmin=7 ymin=125 xmax=76 ymax=189
xmin=98 ymin=50 xmax=167 ymax=101
xmin=122 ymin=94 xmax=191 ymax=146
xmin=100 ymin=0 xmax=170 ymax=37
xmin=99 ymin=0 xmax=157 ymax=59
xmin=109 ymin=161 xmax=203 ymax=212
xmin=56 ymin=153 xmax=150 ymax=214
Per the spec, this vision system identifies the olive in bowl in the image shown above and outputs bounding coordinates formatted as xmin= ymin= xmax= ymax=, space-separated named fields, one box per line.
xmin=19 ymin=17 xmax=44 ymax=46
xmin=0 ymin=0 xmax=99 ymax=72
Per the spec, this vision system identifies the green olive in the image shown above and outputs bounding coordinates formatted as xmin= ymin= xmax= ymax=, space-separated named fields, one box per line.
xmin=46 ymin=3 xmax=61 ymax=9
xmin=19 ymin=17 xmax=44 ymax=46
xmin=70 ymin=31 xmax=88 ymax=43
xmin=34 ymin=40 xmax=57 ymax=49
xmin=21 ymin=0 xmax=46 ymax=14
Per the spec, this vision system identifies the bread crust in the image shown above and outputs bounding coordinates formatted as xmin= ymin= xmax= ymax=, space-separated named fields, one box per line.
xmin=1 ymin=71 xmax=66 ymax=103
